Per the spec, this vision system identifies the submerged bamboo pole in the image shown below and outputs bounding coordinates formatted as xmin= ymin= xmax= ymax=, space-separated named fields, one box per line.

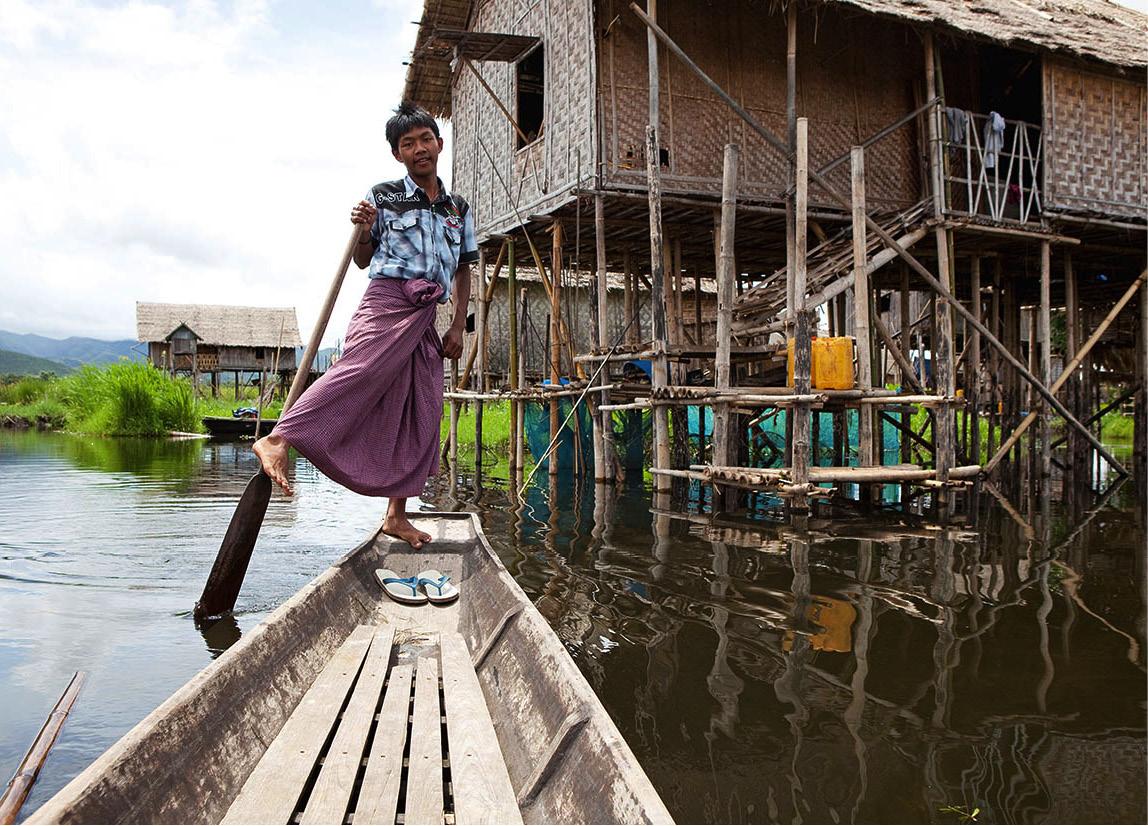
xmin=0 ymin=672 xmax=87 ymax=825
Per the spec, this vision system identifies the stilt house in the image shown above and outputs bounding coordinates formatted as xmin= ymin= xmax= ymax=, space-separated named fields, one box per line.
xmin=407 ymin=0 xmax=1147 ymax=501
xmin=136 ymin=302 xmax=303 ymax=395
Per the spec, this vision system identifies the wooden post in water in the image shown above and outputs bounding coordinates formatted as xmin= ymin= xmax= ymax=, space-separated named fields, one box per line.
xmin=714 ymin=143 xmax=739 ymax=510
xmin=645 ymin=0 xmax=670 ymax=492
xmin=1064 ymin=252 xmax=1081 ymax=477
xmin=1039 ymin=241 xmax=1052 ymax=478
xmin=791 ymin=119 xmax=812 ymax=512
xmin=852 ymin=147 xmax=874 ymax=488
xmin=901 ymin=265 xmax=913 ymax=464
xmin=970 ymin=255 xmax=982 ymax=466
xmin=550 ymin=221 xmax=563 ymax=480
xmin=507 ymin=238 xmax=519 ymax=478
xmin=594 ymin=195 xmax=615 ymax=483
xmin=925 ymin=32 xmax=955 ymax=489
xmin=517 ymin=288 xmax=528 ymax=476
xmin=474 ymin=249 xmax=487 ymax=485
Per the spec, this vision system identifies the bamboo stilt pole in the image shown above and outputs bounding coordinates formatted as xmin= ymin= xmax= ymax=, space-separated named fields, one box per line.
xmin=516 ymin=288 xmax=527 ymax=476
xmin=714 ymin=144 xmax=739 ymax=508
xmin=901 ymin=266 xmax=912 ymax=464
xmin=507 ymin=239 xmax=519 ymax=476
xmin=594 ymin=195 xmax=611 ymax=482
xmin=1040 ymin=241 xmax=1052 ymax=477
xmin=645 ymin=0 xmax=670 ymax=489
xmin=549 ymin=221 xmax=563 ymax=479
xmin=970 ymin=255 xmax=981 ymax=465
xmin=791 ymin=119 xmax=812 ymax=512
xmin=474 ymin=249 xmax=486 ymax=483
xmin=852 ymin=147 xmax=874 ymax=471
xmin=1064 ymin=252 xmax=1081 ymax=472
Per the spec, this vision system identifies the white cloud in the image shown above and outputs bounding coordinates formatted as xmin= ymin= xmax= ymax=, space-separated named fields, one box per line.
xmin=0 ymin=0 xmax=431 ymax=344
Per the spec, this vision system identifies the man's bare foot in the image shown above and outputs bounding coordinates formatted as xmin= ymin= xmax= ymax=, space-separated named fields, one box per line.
xmin=253 ymin=434 xmax=293 ymax=496
xmin=382 ymin=514 xmax=432 ymax=549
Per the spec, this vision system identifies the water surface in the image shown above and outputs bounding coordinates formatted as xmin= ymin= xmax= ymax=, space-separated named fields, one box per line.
xmin=1 ymin=430 xmax=1144 ymax=823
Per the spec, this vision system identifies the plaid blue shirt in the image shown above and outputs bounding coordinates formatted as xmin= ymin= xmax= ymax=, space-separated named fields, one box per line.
xmin=366 ymin=176 xmax=479 ymax=304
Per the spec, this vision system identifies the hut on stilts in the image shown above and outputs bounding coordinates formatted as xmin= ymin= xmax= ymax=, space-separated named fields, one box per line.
xmin=405 ymin=0 xmax=1147 ymax=512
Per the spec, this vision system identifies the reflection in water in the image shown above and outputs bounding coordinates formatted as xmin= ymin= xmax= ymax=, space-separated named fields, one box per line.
xmin=1 ymin=430 xmax=1145 ymax=824
xmin=196 ymin=613 xmax=243 ymax=658
xmin=470 ymin=470 xmax=1146 ymax=824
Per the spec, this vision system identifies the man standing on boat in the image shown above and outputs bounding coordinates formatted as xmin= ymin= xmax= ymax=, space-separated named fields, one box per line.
xmin=253 ymin=102 xmax=476 ymax=549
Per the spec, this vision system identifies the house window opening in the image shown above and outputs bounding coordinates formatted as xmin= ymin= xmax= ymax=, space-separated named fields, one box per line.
xmin=516 ymin=45 xmax=545 ymax=149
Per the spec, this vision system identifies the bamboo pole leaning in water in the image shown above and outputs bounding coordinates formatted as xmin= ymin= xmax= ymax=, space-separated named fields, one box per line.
xmin=0 ymin=671 xmax=88 ymax=824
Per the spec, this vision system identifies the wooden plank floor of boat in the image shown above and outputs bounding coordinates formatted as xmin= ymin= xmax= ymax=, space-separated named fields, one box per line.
xmin=221 ymin=621 xmax=522 ymax=826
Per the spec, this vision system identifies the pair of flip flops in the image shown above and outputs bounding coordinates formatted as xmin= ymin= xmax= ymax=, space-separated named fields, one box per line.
xmin=376 ymin=568 xmax=458 ymax=604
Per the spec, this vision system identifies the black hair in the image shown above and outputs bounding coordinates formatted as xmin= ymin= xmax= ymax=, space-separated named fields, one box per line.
xmin=385 ymin=102 xmax=440 ymax=152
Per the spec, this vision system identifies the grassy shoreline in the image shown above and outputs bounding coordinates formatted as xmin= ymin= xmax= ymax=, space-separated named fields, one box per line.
xmin=2 ymin=365 xmax=1138 ymax=453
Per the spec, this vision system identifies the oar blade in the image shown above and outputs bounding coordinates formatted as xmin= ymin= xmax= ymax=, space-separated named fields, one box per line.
xmin=193 ymin=470 xmax=272 ymax=622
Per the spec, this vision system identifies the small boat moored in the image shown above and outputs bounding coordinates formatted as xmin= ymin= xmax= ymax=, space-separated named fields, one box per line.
xmin=202 ymin=415 xmax=278 ymax=439
xmin=27 ymin=513 xmax=672 ymax=825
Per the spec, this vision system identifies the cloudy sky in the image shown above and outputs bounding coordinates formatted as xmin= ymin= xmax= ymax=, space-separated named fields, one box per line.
xmin=1 ymin=0 xmax=1145 ymax=347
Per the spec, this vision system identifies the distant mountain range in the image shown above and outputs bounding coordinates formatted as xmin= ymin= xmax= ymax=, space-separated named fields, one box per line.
xmin=0 ymin=330 xmax=143 ymax=369
xmin=0 ymin=349 xmax=75 ymax=376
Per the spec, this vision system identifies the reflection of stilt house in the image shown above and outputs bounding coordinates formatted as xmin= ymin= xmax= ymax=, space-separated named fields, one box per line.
xmin=136 ymin=303 xmax=303 ymax=397
xmin=408 ymin=0 xmax=1147 ymax=506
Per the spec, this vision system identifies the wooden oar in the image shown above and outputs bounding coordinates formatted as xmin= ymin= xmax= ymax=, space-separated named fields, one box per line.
xmin=194 ymin=225 xmax=362 ymax=622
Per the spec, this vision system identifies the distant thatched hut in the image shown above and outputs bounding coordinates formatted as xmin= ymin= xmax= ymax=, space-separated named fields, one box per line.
xmin=136 ymin=302 xmax=304 ymax=396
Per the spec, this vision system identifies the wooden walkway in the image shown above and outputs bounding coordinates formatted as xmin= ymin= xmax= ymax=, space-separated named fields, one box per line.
xmin=222 ymin=625 xmax=522 ymax=826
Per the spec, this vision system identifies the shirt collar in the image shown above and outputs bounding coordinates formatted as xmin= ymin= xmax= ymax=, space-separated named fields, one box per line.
xmin=403 ymin=174 xmax=449 ymax=203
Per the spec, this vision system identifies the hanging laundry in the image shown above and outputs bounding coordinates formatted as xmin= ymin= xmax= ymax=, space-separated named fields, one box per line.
xmin=984 ymin=111 xmax=1006 ymax=169
xmin=944 ymin=107 xmax=967 ymax=144
xmin=945 ymin=107 xmax=968 ymax=163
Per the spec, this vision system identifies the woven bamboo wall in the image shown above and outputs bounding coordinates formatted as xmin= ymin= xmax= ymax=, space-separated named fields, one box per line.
xmin=598 ymin=0 xmax=923 ymax=209
xmin=1044 ymin=60 xmax=1147 ymax=219
xmin=453 ymin=0 xmax=598 ymax=239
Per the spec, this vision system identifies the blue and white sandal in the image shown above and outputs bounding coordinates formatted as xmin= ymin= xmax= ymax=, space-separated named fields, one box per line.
xmin=376 ymin=569 xmax=428 ymax=604
xmin=417 ymin=569 xmax=459 ymax=604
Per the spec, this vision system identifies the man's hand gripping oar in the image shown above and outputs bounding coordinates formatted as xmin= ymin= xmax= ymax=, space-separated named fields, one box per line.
xmin=193 ymin=224 xmax=363 ymax=623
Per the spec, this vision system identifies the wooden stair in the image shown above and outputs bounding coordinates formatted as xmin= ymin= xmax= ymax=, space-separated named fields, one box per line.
xmin=733 ymin=200 xmax=932 ymax=328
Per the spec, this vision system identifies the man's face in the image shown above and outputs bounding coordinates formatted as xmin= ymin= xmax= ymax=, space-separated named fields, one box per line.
xmin=393 ymin=126 xmax=443 ymax=179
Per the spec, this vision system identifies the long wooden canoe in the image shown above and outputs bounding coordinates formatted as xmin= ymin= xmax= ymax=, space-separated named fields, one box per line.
xmin=28 ymin=513 xmax=672 ymax=825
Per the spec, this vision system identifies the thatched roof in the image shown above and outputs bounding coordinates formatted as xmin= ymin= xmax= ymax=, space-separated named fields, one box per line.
xmin=136 ymin=303 xmax=304 ymax=348
xmin=834 ymin=0 xmax=1146 ymax=69
xmin=403 ymin=0 xmax=1146 ymax=117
